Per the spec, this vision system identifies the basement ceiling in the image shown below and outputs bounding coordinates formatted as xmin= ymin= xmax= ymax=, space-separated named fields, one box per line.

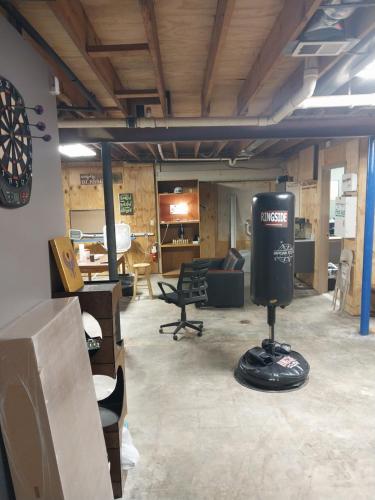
xmin=4 ymin=0 xmax=375 ymax=161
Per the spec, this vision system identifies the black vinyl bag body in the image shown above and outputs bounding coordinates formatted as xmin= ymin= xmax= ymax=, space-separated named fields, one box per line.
xmin=251 ymin=192 xmax=295 ymax=307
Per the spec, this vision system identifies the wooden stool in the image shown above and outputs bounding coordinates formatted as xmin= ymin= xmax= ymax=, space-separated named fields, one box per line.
xmin=132 ymin=263 xmax=153 ymax=300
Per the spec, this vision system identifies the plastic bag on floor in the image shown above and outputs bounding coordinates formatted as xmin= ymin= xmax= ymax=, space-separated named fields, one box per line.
xmin=121 ymin=425 xmax=140 ymax=470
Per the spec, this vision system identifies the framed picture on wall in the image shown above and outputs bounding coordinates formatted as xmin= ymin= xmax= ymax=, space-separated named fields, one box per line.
xmin=119 ymin=193 xmax=134 ymax=215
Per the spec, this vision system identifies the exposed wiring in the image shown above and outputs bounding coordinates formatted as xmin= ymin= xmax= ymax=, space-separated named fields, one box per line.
xmin=160 ymin=223 xmax=169 ymax=245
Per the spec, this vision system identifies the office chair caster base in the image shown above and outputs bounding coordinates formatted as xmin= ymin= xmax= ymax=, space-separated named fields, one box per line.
xmin=173 ymin=334 xmax=178 ymax=341
xmin=197 ymin=331 xmax=203 ymax=337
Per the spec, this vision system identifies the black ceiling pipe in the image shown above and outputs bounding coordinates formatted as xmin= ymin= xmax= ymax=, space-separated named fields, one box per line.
xmin=101 ymin=143 xmax=118 ymax=281
xmin=58 ymin=117 xmax=375 ymax=144
xmin=0 ymin=1 xmax=104 ymax=113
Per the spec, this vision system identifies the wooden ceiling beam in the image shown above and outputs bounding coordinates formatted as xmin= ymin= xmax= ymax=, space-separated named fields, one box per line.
xmin=114 ymin=89 xmax=159 ymax=99
xmin=261 ymin=139 xmax=303 ymax=157
xmin=201 ymin=0 xmax=236 ymax=116
xmin=24 ymin=35 xmax=89 ymax=115
xmin=145 ymin=143 xmax=158 ymax=160
xmin=236 ymin=0 xmax=322 ymax=115
xmin=212 ymin=141 xmax=228 ymax=158
xmin=110 ymin=144 xmax=125 ymax=160
xmin=124 ymin=97 xmax=161 ymax=105
xmin=119 ymin=144 xmax=141 ymax=161
xmin=47 ymin=0 xmax=126 ymax=114
xmin=251 ymin=139 xmax=281 ymax=155
xmin=171 ymin=142 xmax=178 ymax=158
xmin=230 ymin=139 xmax=256 ymax=158
xmin=138 ymin=0 xmax=167 ymax=116
xmin=86 ymin=43 xmax=149 ymax=57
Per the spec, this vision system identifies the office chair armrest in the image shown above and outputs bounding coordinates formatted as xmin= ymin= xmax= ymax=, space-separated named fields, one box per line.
xmin=158 ymin=281 xmax=178 ymax=299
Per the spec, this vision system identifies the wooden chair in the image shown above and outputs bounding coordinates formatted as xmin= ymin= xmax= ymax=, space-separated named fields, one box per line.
xmin=132 ymin=262 xmax=153 ymax=300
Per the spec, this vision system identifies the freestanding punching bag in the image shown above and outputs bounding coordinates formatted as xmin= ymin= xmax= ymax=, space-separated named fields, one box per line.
xmin=234 ymin=192 xmax=309 ymax=390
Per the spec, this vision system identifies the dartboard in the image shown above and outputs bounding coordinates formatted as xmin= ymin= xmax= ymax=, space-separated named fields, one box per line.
xmin=0 ymin=76 xmax=32 ymax=208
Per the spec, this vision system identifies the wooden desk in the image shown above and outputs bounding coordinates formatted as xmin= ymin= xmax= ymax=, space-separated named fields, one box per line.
xmin=78 ymin=253 xmax=126 ymax=280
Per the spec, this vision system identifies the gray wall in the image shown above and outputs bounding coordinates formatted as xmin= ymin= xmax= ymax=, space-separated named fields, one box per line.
xmin=0 ymin=18 xmax=65 ymax=329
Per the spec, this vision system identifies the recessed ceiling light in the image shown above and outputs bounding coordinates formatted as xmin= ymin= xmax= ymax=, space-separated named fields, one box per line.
xmin=299 ymin=93 xmax=375 ymax=109
xmin=58 ymin=144 xmax=96 ymax=158
xmin=356 ymin=60 xmax=375 ymax=80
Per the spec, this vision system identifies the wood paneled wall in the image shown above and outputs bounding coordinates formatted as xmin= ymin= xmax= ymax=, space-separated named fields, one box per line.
xmin=61 ymin=162 xmax=158 ymax=272
xmin=286 ymin=139 xmax=368 ymax=315
xmin=199 ymin=180 xmax=274 ymax=259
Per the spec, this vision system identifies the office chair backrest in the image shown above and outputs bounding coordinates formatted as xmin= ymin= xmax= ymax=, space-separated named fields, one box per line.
xmin=177 ymin=260 xmax=209 ymax=303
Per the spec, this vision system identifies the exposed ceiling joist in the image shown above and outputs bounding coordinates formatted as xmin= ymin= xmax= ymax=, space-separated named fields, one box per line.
xmin=282 ymin=139 xmax=318 ymax=159
xmin=260 ymin=139 xmax=302 ymax=157
xmin=250 ymin=139 xmax=281 ymax=155
xmin=171 ymin=142 xmax=178 ymax=158
xmin=86 ymin=43 xmax=149 ymax=57
xmin=114 ymin=89 xmax=159 ymax=99
xmin=145 ymin=143 xmax=158 ymax=160
xmin=230 ymin=139 xmax=256 ymax=158
xmin=111 ymin=144 xmax=125 ymax=161
xmin=236 ymin=0 xmax=322 ymax=115
xmin=212 ymin=141 xmax=228 ymax=157
xmin=25 ymin=35 xmax=88 ymax=113
xmin=119 ymin=144 xmax=141 ymax=161
xmin=47 ymin=0 xmax=126 ymax=114
xmin=138 ymin=0 xmax=167 ymax=116
xmin=201 ymin=0 xmax=236 ymax=116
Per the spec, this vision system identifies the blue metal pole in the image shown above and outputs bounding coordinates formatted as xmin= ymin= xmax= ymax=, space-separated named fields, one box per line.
xmin=360 ymin=137 xmax=375 ymax=335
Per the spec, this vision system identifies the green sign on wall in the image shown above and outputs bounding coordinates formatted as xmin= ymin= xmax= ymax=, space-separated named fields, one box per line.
xmin=119 ymin=193 xmax=134 ymax=215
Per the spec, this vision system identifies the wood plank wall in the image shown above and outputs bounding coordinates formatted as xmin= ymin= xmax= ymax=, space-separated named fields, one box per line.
xmin=61 ymin=162 xmax=159 ymax=272
xmin=199 ymin=180 xmax=275 ymax=259
xmin=286 ymin=139 xmax=368 ymax=315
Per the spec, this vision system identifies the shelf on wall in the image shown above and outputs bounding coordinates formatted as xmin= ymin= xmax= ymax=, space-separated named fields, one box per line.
xmin=161 ymin=243 xmax=200 ymax=248
xmin=160 ymin=220 xmax=200 ymax=225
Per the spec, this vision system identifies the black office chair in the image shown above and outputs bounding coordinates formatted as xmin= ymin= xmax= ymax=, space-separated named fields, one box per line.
xmin=158 ymin=260 xmax=209 ymax=340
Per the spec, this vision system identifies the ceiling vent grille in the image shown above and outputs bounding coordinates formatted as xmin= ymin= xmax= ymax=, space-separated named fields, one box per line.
xmin=286 ymin=39 xmax=358 ymax=57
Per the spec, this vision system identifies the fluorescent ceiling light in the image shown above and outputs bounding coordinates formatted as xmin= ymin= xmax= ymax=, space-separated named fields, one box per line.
xmin=58 ymin=144 xmax=96 ymax=158
xmin=298 ymin=93 xmax=375 ymax=109
xmin=356 ymin=60 xmax=375 ymax=80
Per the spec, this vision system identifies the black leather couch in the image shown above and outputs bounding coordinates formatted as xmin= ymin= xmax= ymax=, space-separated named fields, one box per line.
xmin=195 ymin=248 xmax=245 ymax=307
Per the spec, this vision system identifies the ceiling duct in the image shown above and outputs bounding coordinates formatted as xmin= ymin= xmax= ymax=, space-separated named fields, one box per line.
xmin=285 ymin=0 xmax=365 ymax=57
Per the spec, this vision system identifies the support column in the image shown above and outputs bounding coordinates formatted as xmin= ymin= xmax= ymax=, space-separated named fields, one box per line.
xmin=101 ymin=142 xmax=118 ymax=280
xmin=360 ymin=137 xmax=375 ymax=335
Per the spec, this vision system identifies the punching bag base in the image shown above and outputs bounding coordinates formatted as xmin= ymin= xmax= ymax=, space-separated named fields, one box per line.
xmin=234 ymin=344 xmax=309 ymax=391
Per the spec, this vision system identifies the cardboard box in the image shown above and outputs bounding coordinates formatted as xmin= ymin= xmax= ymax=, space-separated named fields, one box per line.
xmin=0 ymin=298 xmax=113 ymax=500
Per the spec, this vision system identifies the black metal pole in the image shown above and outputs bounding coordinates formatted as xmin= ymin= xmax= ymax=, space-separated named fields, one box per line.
xmin=101 ymin=143 xmax=118 ymax=280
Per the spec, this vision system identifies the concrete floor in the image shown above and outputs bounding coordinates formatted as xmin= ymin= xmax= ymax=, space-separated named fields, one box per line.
xmin=119 ymin=277 xmax=375 ymax=500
